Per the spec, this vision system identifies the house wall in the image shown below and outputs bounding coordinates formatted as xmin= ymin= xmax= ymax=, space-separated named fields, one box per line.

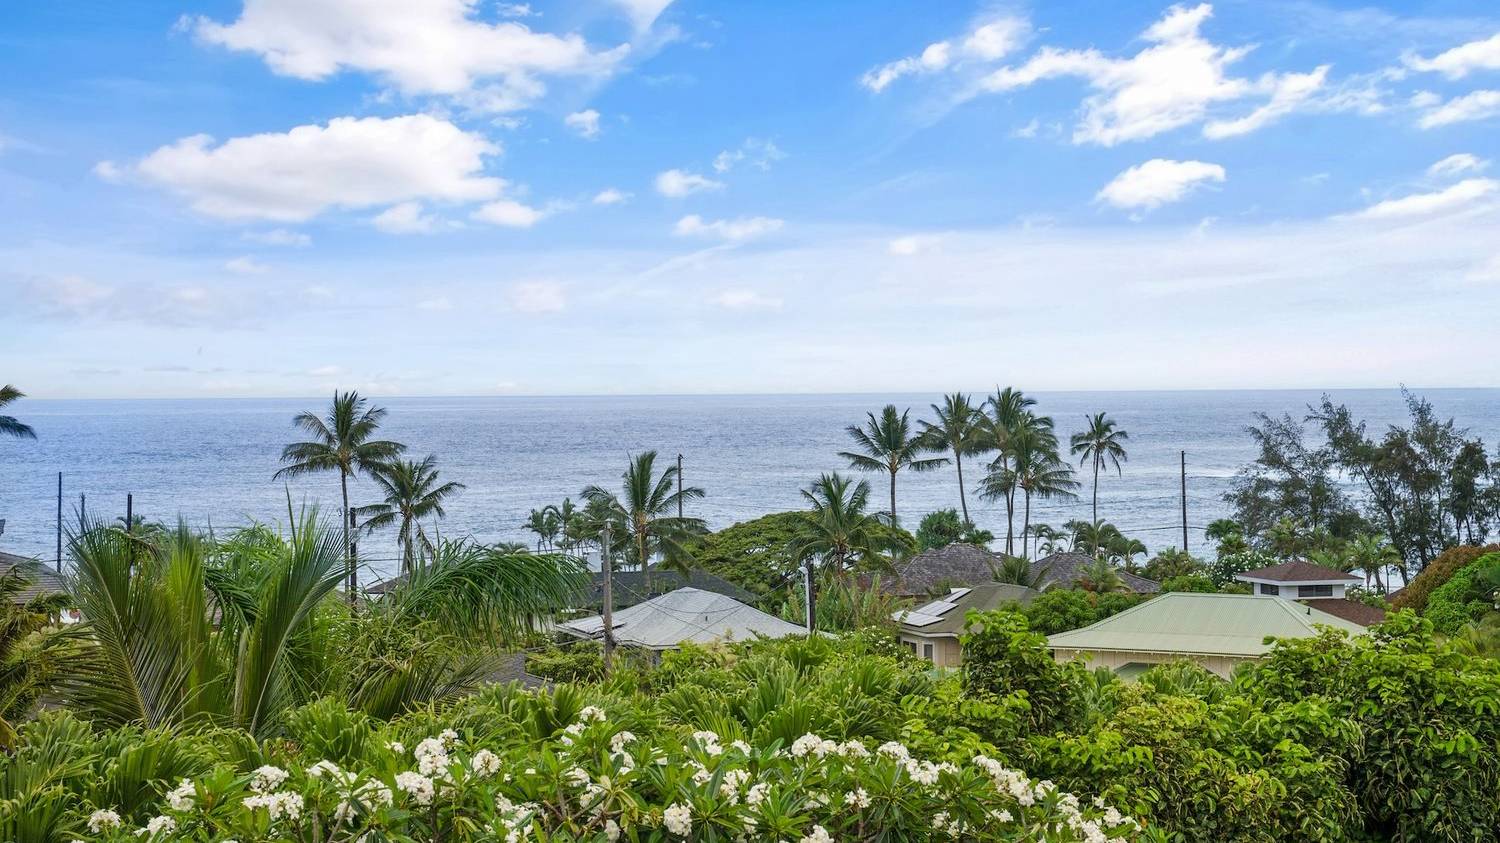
xmin=1050 ymin=647 xmax=1253 ymax=679
xmin=899 ymin=634 xmax=963 ymax=668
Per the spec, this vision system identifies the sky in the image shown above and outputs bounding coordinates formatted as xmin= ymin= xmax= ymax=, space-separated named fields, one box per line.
xmin=3 ymin=0 xmax=1499 ymax=399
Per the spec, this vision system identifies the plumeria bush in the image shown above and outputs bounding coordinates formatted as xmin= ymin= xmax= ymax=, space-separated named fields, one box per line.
xmin=39 ymin=704 xmax=1149 ymax=842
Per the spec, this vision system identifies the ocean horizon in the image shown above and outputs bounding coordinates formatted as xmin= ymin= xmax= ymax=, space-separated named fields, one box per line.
xmin=5 ymin=387 xmax=1500 ymax=581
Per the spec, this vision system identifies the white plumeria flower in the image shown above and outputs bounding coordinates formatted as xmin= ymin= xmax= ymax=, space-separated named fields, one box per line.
xmin=249 ymin=765 xmax=289 ymax=793
xmin=471 ymin=749 xmax=502 ymax=777
xmin=164 ymin=779 xmax=195 ymax=811
xmin=662 ymin=802 xmax=692 ymax=837
xmin=88 ymin=809 xmax=122 ymax=833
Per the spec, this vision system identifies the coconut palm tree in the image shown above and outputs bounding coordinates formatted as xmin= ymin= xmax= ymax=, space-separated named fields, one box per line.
xmin=993 ymin=554 xmax=1051 ymax=590
xmin=1069 ymin=412 xmax=1129 ymax=526
xmin=789 ymin=473 xmax=903 ymax=630
xmin=840 ymin=404 xmax=948 ymax=526
xmin=581 ymin=451 xmax=705 ymax=594
xmin=0 ymin=385 xmax=36 ymax=440
xmin=274 ymin=391 xmax=405 ymax=598
xmin=1076 ymin=557 xmax=1127 ymax=593
xmin=918 ymin=393 xmax=984 ymax=524
xmin=1012 ymin=437 xmax=1078 ymax=560
xmin=976 ymin=388 xmax=1040 ymax=555
xmin=355 ymin=456 xmax=466 ymax=573
xmin=524 ymin=508 xmax=560 ymax=551
xmin=1345 ymin=534 xmax=1399 ymax=591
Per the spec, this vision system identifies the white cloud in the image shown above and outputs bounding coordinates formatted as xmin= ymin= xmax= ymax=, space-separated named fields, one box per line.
xmin=612 ymin=0 xmax=674 ymax=31
xmin=507 ymin=280 xmax=566 ymax=312
xmin=472 ymin=199 xmax=546 ymax=227
xmin=712 ymin=138 xmax=785 ymax=173
xmin=888 ymin=234 xmax=941 ymax=255
xmin=1349 ymin=178 xmax=1498 ymax=219
xmin=979 ymin=4 xmax=1327 ymax=145
xmin=862 ymin=16 xmax=1027 ymax=92
xmin=224 ymin=255 xmax=269 ymax=274
xmin=496 ymin=3 xmax=534 ymax=17
xmin=191 ymin=0 xmax=626 ymax=113
xmin=1097 ymin=159 xmax=1226 ymax=210
xmin=92 ymin=160 xmax=124 ymax=183
xmin=565 ymin=109 xmax=601 ymax=138
xmin=593 ymin=188 xmax=630 ymax=205
xmin=655 ymin=169 xmax=723 ymax=197
xmin=1404 ymin=32 xmax=1500 ymax=79
xmin=418 ymin=296 xmax=454 ymax=310
xmin=1428 ymin=153 xmax=1489 ymax=179
xmin=372 ymin=201 xmax=441 ymax=234
xmin=674 ymin=214 xmax=784 ymax=241
xmin=242 ymin=228 xmax=310 ymax=246
xmin=712 ymin=289 xmax=783 ymax=310
xmin=1417 ymin=90 xmax=1500 ymax=129
xmin=121 ymin=114 xmax=502 ymax=222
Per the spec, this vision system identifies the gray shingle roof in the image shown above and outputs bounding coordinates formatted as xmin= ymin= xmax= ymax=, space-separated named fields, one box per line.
xmin=1031 ymin=552 xmax=1161 ymax=594
xmin=587 ymin=566 xmax=755 ymax=609
xmin=0 ymin=551 xmax=67 ymax=604
xmin=892 ymin=543 xmax=1003 ymax=596
xmin=559 ymin=587 xmax=806 ymax=651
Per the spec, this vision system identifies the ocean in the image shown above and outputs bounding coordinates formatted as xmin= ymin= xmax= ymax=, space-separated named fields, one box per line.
xmin=4 ymin=389 xmax=1499 ymax=581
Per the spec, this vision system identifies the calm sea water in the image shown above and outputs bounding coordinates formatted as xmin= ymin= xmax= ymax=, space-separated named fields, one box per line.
xmin=4 ymin=390 xmax=1499 ymax=581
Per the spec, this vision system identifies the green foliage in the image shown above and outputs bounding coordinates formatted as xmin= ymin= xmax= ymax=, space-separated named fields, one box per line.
xmin=1390 ymin=543 xmax=1500 ymax=613
xmin=914 ymin=508 xmax=993 ymax=551
xmin=1160 ymin=574 xmax=1217 ymax=593
xmin=1019 ymin=588 xmax=1145 ymax=635
xmin=960 ymin=611 xmax=1083 ymax=734
xmin=684 ymin=511 xmax=806 ymax=595
xmin=1207 ymin=549 xmax=1275 ymax=587
xmin=1240 ymin=611 xmax=1500 ymax=841
xmin=524 ymin=643 xmax=605 ymax=683
xmin=1423 ymin=552 xmax=1500 ymax=635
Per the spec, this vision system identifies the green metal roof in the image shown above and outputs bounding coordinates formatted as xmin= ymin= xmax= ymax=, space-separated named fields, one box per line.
xmin=1046 ymin=593 xmax=1367 ymax=658
xmin=893 ymin=582 xmax=1039 ymax=636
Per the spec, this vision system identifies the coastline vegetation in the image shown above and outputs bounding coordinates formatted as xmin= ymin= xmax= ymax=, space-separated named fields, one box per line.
xmin=2 ymin=383 xmax=1500 ymax=841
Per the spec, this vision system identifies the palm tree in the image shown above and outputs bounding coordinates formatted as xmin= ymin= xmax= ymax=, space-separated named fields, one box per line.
xmin=581 ymin=451 xmax=705 ymax=594
xmin=524 ymin=508 xmax=560 ymax=551
xmin=1076 ymin=557 xmax=1127 ymax=593
xmin=839 ymin=404 xmax=948 ymax=526
xmin=788 ymin=473 xmax=903 ymax=630
xmin=0 ymin=563 xmax=70 ymax=747
xmin=547 ymin=498 xmax=579 ymax=551
xmin=274 ymin=391 xmax=405 ymax=598
xmin=976 ymin=387 xmax=1039 ymax=555
xmin=919 ymin=393 xmax=984 ymax=524
xmin=1012 ymin=435 xmax=1078 ymax=560
xmin=0 ymin=385 xmax=36 ymax=440
xmin=1345 ymin=534 xmax=1399 ymax=591
xmin=993 ymin=554 xmax=1051 ymax=590
xmin=1069 ymin=412 xmax=1129 ymax=526
xmin=356 ymin=456 xmax=466 ymax=573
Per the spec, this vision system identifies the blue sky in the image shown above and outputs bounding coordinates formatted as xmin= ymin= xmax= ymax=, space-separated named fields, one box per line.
xmin=3 ymin=0 xmax=1499 ymax=398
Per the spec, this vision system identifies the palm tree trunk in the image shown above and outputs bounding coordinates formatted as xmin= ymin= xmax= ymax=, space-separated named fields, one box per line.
xmin=639 ymin=529 xmax=650 ymax=595
xmin=340 ymin=471 xmax=354 ymax=604
xmin=889 ymin=471 xmax=897 ymax=526
xmin=1092 ymin=459 xmax=1100 ymax=526
xmin=956 ymin=452 xmax=969 ymax=524
xmin=1023 ymin=491 xmax=1032 ymax=560
xmin=1005 ymin=490 xmax=1016 ymax=556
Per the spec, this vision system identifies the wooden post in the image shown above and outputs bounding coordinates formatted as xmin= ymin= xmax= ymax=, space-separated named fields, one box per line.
xmin=804 ymin=560 xmax=816 ymax=634
xmin=55 ymin=473 xmax=62 ymax=572
xmin=601 ymin=523 xmax=615 ymax=674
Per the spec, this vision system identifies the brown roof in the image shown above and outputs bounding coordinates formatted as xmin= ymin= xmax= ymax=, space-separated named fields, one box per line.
xmin=1031 ymin=552 xmax=1161 ymax=594
xmin=1239 ymin=561 xmax=1361 ymax=583
xmin=892 ymin=543 xmax=1002 ymax=596
xmin=1297 ymin=598 xmax=1386 ymax=627
xmin=0 ymin=551 xmax=67 ymax=604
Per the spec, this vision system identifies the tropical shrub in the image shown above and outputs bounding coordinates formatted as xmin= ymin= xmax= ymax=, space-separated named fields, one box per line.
xmin=1019 ymin=589 xmax=1145 ymax=635
xmin=914 ymin=509 xmax=994 ymax=551
xmin=525 ymin=643 xmax=606 ymax=683
xmin=961 ymin=612 xmax=1084 ymax=735
xmin=1422 ymin=552 xmax=1500 ymax=634
xmin=1159 ymin=574 xmax=1217 ymax=593
xmin=1240 ymin=611 xmax=1500 ymax=842
xmin=1389 ymin=543 xmax=1500 ymax=612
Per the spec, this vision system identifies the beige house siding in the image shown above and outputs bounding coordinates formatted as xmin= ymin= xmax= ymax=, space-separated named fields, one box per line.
xmin=1051 ymin=647 xmax=1253 ymax=679
xmin=899 ymin=634 xmax=963 ymax=668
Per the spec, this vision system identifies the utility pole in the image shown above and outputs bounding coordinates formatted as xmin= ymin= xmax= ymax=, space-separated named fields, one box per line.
xmin=804 ymin=560 xmax=816 ymax=634
xmin=125 ymin=493 xmax=133 ymax=533
xmin=1180 ymin=450 xmax=1189 ymax=552
xmin=677 ymin=453 xmax=683 ymax=519
xmin=55 ymin=473 xmax=62 ymax=572
xmin=601 ymin=523 xmax=615 ymax=674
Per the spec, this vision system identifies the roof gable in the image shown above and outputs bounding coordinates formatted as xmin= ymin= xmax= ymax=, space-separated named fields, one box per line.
xmin=559 ymin=587 xmax=806 ymax=650
xmin=1237 ymin=560 xmax=1361 ymax=583
xmin=893 ymin=543 xmax=1003 ymax=595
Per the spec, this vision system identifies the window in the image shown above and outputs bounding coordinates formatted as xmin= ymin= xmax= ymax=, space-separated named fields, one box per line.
xmin=1298 ymin=584 xmax=1334 ymax=598
xmin=922 ymin=643 xmax=934 ymax=662
xmin=1259 ymin=583 xmax=1280 ymax=596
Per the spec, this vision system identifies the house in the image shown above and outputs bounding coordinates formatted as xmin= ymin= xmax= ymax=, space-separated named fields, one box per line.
xmin=558 ymin=587 xmax=807 ymax=651
xmin=889 ymin=543 xmax=1003 ymax=597
xmin=0 ymin=550 xmax=67 ymax=604
xmin=1031 ymin=552 xmax=1161 ymax=594
xmin=1234 ymin=561 xmax=1385 ymax=626
xmin=584 ymin=566 xmax=755 ymax=611
xmin=892 ymin=582 xmax=1039 ymax=667
xmin=1047 ymin=592 xmax=1368 ymax=678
